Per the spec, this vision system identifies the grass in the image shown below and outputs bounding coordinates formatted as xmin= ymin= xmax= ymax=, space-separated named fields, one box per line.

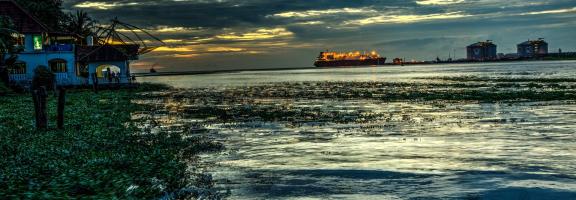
xmin=0 ymin=83 xmax=9 ymax=96
xmin=0 ymin=84 xmax=223 ymax=199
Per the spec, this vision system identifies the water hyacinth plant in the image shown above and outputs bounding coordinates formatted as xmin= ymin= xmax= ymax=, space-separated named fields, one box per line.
xmin=0 ymin=84 xmax=224 ymax=199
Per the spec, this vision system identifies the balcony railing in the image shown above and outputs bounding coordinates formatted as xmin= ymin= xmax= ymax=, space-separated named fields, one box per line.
xmin=55 ymin=73 xmax=68 ymax=80
xmin=9 ymin=74 xmax=28 ymax=81
xmin=44 ymin=44 xmax=74 ymax=52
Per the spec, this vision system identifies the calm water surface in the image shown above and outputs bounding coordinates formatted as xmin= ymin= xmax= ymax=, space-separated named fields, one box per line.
xmin=141 ymin=61 xmax=576 ymax=199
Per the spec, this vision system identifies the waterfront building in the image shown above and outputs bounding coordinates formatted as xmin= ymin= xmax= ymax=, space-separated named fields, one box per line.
xmin=0 ymin=0 xmax=139 ymax=86
xmin=517 ymin=38 xmax=548 ymax=58
xmin=466 ymin=40 xmax=497 ymax=61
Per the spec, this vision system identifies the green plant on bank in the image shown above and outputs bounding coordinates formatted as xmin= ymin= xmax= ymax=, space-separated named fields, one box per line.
xmin=0 ymin=16 xmax=21 ymax=88
xmin=0 ymin=84 xmax=223 ymax=199
xmin=31 ymin=65 xmax=55 ymax=91
xmin=0 ymin=82 xmax=9 ymax=95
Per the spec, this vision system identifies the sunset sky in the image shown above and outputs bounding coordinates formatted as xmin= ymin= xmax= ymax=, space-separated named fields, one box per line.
xmin=63 ymin=0 xmax=576 ymax=72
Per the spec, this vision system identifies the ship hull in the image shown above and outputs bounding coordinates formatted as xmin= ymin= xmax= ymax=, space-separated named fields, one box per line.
xmin=314 ymin=58 xmax=387 ymax=67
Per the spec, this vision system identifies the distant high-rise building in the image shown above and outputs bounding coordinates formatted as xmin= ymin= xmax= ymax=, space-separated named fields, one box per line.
xmin=517 ymin=38 xmax=548 ymax=57
xmin=467 ymin=40 xmax=497 ymax=61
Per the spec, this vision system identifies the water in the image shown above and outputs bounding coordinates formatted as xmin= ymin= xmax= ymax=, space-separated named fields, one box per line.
xmin=141 ymin=61 xmax=576 ymax=199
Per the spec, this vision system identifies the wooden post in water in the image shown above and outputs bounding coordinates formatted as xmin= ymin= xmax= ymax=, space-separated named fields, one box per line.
xmin=57 ymin=87 xmax=66 ymax=129
xmin=32 ymin=87 xmax=48 ymax=130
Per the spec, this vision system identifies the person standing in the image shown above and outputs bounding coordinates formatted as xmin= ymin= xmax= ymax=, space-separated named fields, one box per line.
xmin=106 ymin=67 xmax=112 ymax=83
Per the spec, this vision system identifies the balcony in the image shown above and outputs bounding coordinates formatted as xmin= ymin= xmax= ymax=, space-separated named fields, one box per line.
xmin=43 ymin=44 xmax=74 ymax=52
xmin=9 ymin=74 xmax=28 ymax=82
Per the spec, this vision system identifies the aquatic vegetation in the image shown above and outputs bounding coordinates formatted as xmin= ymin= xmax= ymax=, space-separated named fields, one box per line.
xmin=0 ymin=84 xmax=223 ymax=199
xmin=145 ymin=76 xmax=576 ymax=136
xmin=135 ymin=75 xmax=576 ymax=199
xmin=4 ymin=74 xmax=574 ymax=199
xmin=424 ymin=76 xmax=576 ymax=83
xmin=168 ymin=79 xmax=576 ymax=102
xmin=133 ymin=64 xmax=576 ymax=199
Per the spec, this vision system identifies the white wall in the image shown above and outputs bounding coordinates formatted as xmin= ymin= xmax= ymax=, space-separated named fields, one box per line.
xmin=87 ymin=61 xmax=130 ymax=84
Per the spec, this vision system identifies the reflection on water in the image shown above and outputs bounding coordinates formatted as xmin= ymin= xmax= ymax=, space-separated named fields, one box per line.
xmin=142 ymin=61 xmax=576 ymax=199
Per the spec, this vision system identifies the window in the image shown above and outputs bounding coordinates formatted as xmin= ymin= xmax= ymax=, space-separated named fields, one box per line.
xmin=8 ymin=62 xmax=26 ymax=74
xmin=76 ymin=62 xmax=89 ymax=77
xmin=33 ymin=35 xmax=43 ymax=50
xmin=14 ymin=34 xmax=24 ymax=46
xmin=49 ymin=59 xmax=67 ymax=73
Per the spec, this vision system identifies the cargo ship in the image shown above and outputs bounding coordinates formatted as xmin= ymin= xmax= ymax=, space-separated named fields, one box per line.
xmin=314 ymin=51 xmax=387 ymax=67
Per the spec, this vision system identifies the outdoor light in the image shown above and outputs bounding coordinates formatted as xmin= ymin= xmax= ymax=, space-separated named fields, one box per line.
xmin=33 ymin=35 xmax=43 ymax=50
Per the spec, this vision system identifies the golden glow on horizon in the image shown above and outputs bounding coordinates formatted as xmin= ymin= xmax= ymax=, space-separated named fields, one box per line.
xmin=206 ymin=47 xmax=246 ymax=52
xmin=173 ymin=54 xmax=198 ymax=58
xmin=74 ymin=2 xmax=139 ymax=10
xmin=154 ymin=46 xmax=195 ymax=52
xmin=162 ymin=39 xmax=185 ymax=43
xmin=152 ymin=45 xmax=260 ymax=57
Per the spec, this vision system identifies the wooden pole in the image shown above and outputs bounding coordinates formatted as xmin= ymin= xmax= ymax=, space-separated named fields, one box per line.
xmin=32 ymin=89 xmax=39 ymax=128
xmin=92 ymin=73 xmax=99 ymax=93
xmin=33 ymin=87 xmax=48 ymax=130
xmin=57 ymin=87 xmax=66 ymax=129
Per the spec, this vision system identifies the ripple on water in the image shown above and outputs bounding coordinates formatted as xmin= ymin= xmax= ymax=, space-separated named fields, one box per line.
xmin=142 ymin=61 xmax=576 ymax=199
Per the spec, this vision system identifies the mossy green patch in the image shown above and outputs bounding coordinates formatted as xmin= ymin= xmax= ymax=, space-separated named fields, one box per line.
xmin=0 ymin=84 xmax=222 ymax=199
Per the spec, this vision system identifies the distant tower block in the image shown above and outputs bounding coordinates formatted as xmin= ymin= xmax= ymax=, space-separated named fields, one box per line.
xmin=517 ymin=38 xmax=548 ymax=58
xmin=466 ymin=40 xmax=497 ymax=61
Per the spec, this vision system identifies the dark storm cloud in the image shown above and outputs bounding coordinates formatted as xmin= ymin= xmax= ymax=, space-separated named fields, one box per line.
xmin=65 ymin=0 xmax=412 ymax=28
xmin=63 ymin=0 xmax=576 ymax=71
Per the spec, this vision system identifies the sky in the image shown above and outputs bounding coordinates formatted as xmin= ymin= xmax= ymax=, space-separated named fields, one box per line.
xmin=63 ymin=0 xmax=576 ymax=72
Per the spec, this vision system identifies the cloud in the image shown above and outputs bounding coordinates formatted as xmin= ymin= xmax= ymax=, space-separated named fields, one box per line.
xmin=117 ymin=26 xmax=203 ymax=35
xmin=520 ymin=7 xmax=576 ymax=15
xmin=293 ymin=21 xmax=326 ymax=25
xmin=416 ymin=0 xmax=465 ymax=5
xmin=63 ymin=0 xmax=576 ymax=71
xmin=344 ymin=12 xmax=471 ymax=26
xmin=172 ymin=54 xmax=199 ymax=58
xmin=270 ymin=7 xmax=376 ymax=18
xmin=154 ymin=46 xmax=199 ymax=52
xmin=206 ymin=47 xmax=246 ymax=52
xmin=74 ymin=2 xmax=139 ymax=10
xmin=215 ymin=28 xmax=294 ymax=41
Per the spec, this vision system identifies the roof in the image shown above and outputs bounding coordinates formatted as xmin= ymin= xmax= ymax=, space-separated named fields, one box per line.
xmin=0 ymin=0 xmax=50 ymax=33
xmin=518 ymin=40 xmax=548 ymax=46
xmin=468 ymin=41 xmax=497 ymax=48
xmin=76 ymin=45 xmax=140 ymax=62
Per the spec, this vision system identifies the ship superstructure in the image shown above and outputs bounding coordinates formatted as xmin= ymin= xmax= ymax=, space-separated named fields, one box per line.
xmin=314 ymin=51 xmax=386 ymax=67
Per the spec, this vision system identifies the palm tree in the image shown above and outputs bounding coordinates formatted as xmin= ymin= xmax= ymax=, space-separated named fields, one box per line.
xmin=0 ymin=16 xmax=22 ymax=86
xmin=63 ymin=11 xmax=96 ymax=45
